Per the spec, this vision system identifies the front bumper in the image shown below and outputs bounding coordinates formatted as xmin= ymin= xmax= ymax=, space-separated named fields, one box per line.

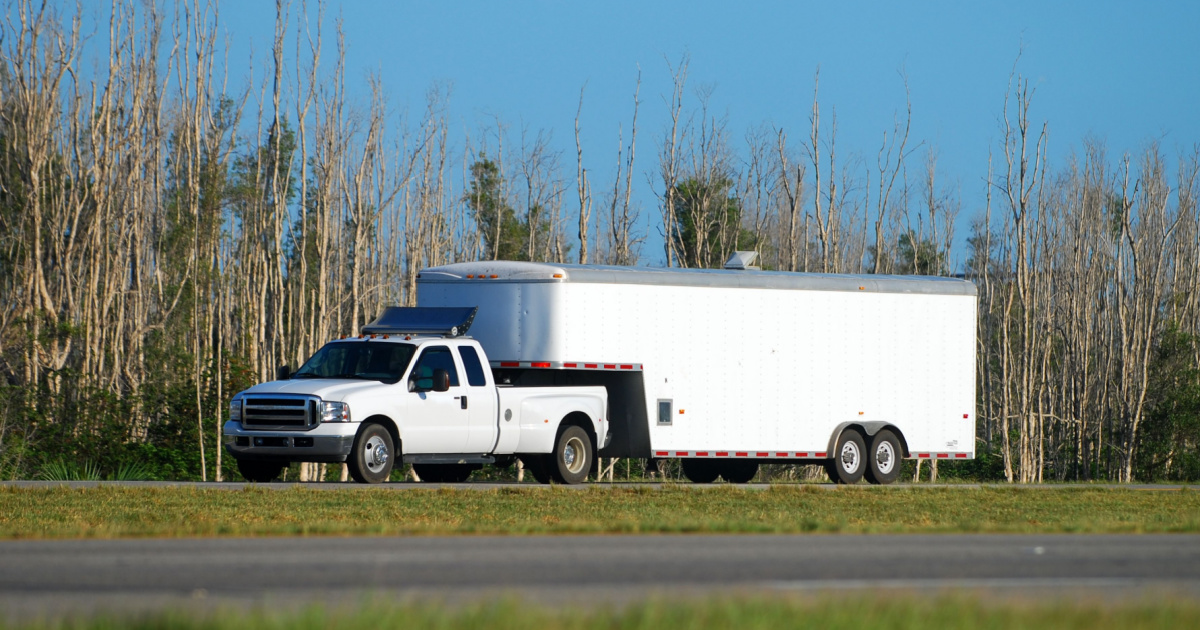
xmin=223 ymin=421 xmax=356 ymax=463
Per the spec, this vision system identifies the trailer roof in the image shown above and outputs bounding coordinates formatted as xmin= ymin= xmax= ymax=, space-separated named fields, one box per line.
xmin=419 ymin=261 xmax=977 ymax=297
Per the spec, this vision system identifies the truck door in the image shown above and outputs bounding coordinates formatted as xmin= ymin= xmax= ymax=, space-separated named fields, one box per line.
xmin=457 ymin=344 xmax=498 ymax=453
xmin=403 ymin=346 xmax=469 ymax=453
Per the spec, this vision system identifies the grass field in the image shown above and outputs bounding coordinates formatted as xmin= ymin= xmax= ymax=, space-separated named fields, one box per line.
xmin=0 ymin=484 xmax=1196 ymax=539
xmin=4 ymin=596 xmax=1200 ymax=630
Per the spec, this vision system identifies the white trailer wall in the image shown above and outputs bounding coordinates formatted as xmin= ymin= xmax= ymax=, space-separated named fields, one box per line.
xmin=417 ymin=262 xmax=976 ymax=458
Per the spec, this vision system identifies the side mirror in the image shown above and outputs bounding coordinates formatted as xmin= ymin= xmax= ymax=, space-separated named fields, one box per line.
xmin=276 ymin=364 xmax=291 ymax=381
xmin=432 ymin=369 xmax=451 ymax=392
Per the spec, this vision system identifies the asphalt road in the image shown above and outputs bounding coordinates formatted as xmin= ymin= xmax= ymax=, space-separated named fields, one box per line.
xmin=2 ymin=534 xmax=1198 ymax=619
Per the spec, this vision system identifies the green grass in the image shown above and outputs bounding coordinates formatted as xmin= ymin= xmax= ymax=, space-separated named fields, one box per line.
xmin=0 ymin=485 xmax=1197 ymax=539
xmin=5 ymin=596 xmax=1200 ymax=630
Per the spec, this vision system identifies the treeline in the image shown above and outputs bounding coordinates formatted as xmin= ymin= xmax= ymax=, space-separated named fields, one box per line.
xmin=0 ymin=0 xmax=1196 ymax=482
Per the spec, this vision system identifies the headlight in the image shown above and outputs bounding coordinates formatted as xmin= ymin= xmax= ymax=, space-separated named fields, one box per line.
xmin=229 ymin=397 xmax=243 ymax=422
xmin=320 ymin=401 xmax=351 ymax=423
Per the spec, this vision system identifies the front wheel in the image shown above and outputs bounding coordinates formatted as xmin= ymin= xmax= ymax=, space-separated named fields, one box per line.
xmin=826 ymin=429 xmax=866 ymax=484
xmin=348 ymin=422 xmax=395 ymax=483
xmin=551 ymin=425 xmax=593 ymax=484
xmin=237 ymin=459 xmax=284 ymax=483
xmin=865 ymin=429 xmax=902 ymax=485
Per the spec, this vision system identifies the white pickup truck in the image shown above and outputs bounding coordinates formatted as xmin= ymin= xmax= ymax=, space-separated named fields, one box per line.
xmin=223 ymin=307 xmax=608 ymax=484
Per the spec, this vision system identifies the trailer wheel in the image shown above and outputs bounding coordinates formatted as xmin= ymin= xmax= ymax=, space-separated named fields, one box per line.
xmin=237 ymin=459 xmax=284 ymax=483
xmin=681 ymin=458 xmax=720 ymax=484
xmin=348 ymin=422 xmax=394 ymax=483
xmin=865 ymin=429 xmax=902 ymax=485
xmin=826 ymin=429 xmax=866 ymax=484
xmin=551 ymin=425 xmax=593 ymax=485
xmin=720 ymin=460 xmax=759 ymax=484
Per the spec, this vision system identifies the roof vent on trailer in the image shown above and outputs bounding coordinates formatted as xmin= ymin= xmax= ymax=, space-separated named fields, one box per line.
xmin=724 ymin=251 xmax=760 ymax=270
xmin=362 ymin=306 xmax=478 ymax=337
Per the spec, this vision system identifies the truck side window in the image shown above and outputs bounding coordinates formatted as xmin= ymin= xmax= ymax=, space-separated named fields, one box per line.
xmin=410 ymin=346 xmax=460 ymax=389
xmin=457 ymin=346 xmax=487 ymax=387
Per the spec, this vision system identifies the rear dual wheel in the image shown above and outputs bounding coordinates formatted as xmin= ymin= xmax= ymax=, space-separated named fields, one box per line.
xmin=522 ymin=425 xmax=594 ymax=485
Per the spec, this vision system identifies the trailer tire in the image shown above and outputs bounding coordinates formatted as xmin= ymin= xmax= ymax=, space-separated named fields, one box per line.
xmin=237 ymin=459 xmax=284 ymax=483
xmin=865 ymin=429 xmax=902 ymax=485
xmin=720 ymin=460 xmax=759 ymax=484
xmin=826 ymin=429 xmax=867 ymax=484
xmin=551 ymin=425 xmax=592 ymax=485
xmin=347 ymin=422 xmax=394 ymax=484
xmin=681 ymin=458 xmax=720 ymax=484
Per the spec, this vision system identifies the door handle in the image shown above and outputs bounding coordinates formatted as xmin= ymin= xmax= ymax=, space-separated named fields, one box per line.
xmin=456 ymin=395 xmax=468 ymax=410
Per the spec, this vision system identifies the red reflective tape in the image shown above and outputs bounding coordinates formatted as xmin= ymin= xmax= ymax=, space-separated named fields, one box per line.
xmin=917 ymin=453 xmax=930 ymax=458
xmin=620 ymin=364 xmax=634 ymax=370
xmin=955 ymin=453 xmax=968 ymax=458
xmin=798 ymin=452 xmax=808 ymax=457
xmin=584 ymin=363 xmax=598 ymax=368
xmin=963 ymin=413 xmax=970 ymax=418
xmin=674 ymin=451 xmax=688 ymax=457
xmin=604 ymin=364 xmax=617 ymax=369
xmin=937 ymin=453 xmax=949 ymax=459
xmin=696 ymin=451 xmax=709 ymax=456
xmin=564 ymin=363 xmax=577 ymax=368
xmin=775 ymin=452 xmax=787 ymax=457
xmin=715 ymin=451 xmax=729 ymax=457
xmin=655 ymin=451 xmax=669 ymax=457
xmin=735 ymin=452 xmax=748 ymax=457
xmin=756 ymin=452 xmax=768 ymax=457
xmin=531 ymin=362 xmax=551 ymax=368
xmin=500 ymin=362 xmax=519 ymax=367
xmin=815 ymin=452 xmax=827 ymax=458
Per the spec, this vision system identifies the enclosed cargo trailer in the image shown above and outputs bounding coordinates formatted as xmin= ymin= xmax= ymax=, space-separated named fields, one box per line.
xmin=417 ymin=260 xmax=976 ymax=484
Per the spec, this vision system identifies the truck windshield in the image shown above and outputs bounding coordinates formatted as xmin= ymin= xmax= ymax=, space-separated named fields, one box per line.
xmin=292 ymin=341 xmax=416 ymax=383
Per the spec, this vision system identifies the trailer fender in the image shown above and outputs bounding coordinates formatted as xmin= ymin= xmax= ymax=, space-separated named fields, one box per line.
xmin=827 ymin=422 xmax=909 ymax=458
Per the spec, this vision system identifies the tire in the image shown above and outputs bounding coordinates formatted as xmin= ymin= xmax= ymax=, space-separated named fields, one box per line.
xmin=827 ymin=429 xmax=867 ymax=484
xmin=681 ymin=458 xmax=720 ymax=484
xmin=719 ymin=460 xmax=759 ymax=484
xmin=865 ymin=429 xmax=902 ymax=485
xmin=237 ymin=459 xmax=284 ymax=483
xmin=414 ymin=463 xmax=474 ymax=483
xmin=550 ymin=425 xmax=593 ymax=485
xmin=347 ymin=422 xmax=395 ymax=484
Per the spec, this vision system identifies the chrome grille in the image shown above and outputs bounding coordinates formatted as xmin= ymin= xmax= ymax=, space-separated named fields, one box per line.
xmin=242 ymin=395 xmax=317 ymax=430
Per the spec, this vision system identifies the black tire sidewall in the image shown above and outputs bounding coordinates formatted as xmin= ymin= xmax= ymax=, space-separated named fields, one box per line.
xmin=830 ymin=430 xmax=867 ymax=484
xmin=552 ymin=425 xmax=592 ymax=485
xmin=349 ymin=422 xmax=394 ymax=484
xmin=865 ymin=429 xmax=902 ymax=485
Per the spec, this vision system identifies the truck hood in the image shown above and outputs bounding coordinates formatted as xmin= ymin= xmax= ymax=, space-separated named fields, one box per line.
xmin=238 ymin=379 xmax=389 ymax=401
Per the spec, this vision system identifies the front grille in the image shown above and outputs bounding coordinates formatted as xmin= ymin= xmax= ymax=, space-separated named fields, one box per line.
xmin=242 ymin=395 xmax=317 ymax=430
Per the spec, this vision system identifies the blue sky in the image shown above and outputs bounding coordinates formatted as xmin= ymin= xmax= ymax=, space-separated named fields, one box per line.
xmin=217 ymin=0 xmax=1198 ymax=267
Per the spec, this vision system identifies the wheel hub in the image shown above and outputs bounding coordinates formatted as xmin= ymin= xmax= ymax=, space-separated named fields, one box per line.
xmin=841 ymin=441 xmax=860 ymax=473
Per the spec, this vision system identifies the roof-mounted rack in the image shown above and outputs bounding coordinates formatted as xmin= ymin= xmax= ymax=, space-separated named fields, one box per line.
xmin=362 ymin=306 xmax=478 ymax=337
